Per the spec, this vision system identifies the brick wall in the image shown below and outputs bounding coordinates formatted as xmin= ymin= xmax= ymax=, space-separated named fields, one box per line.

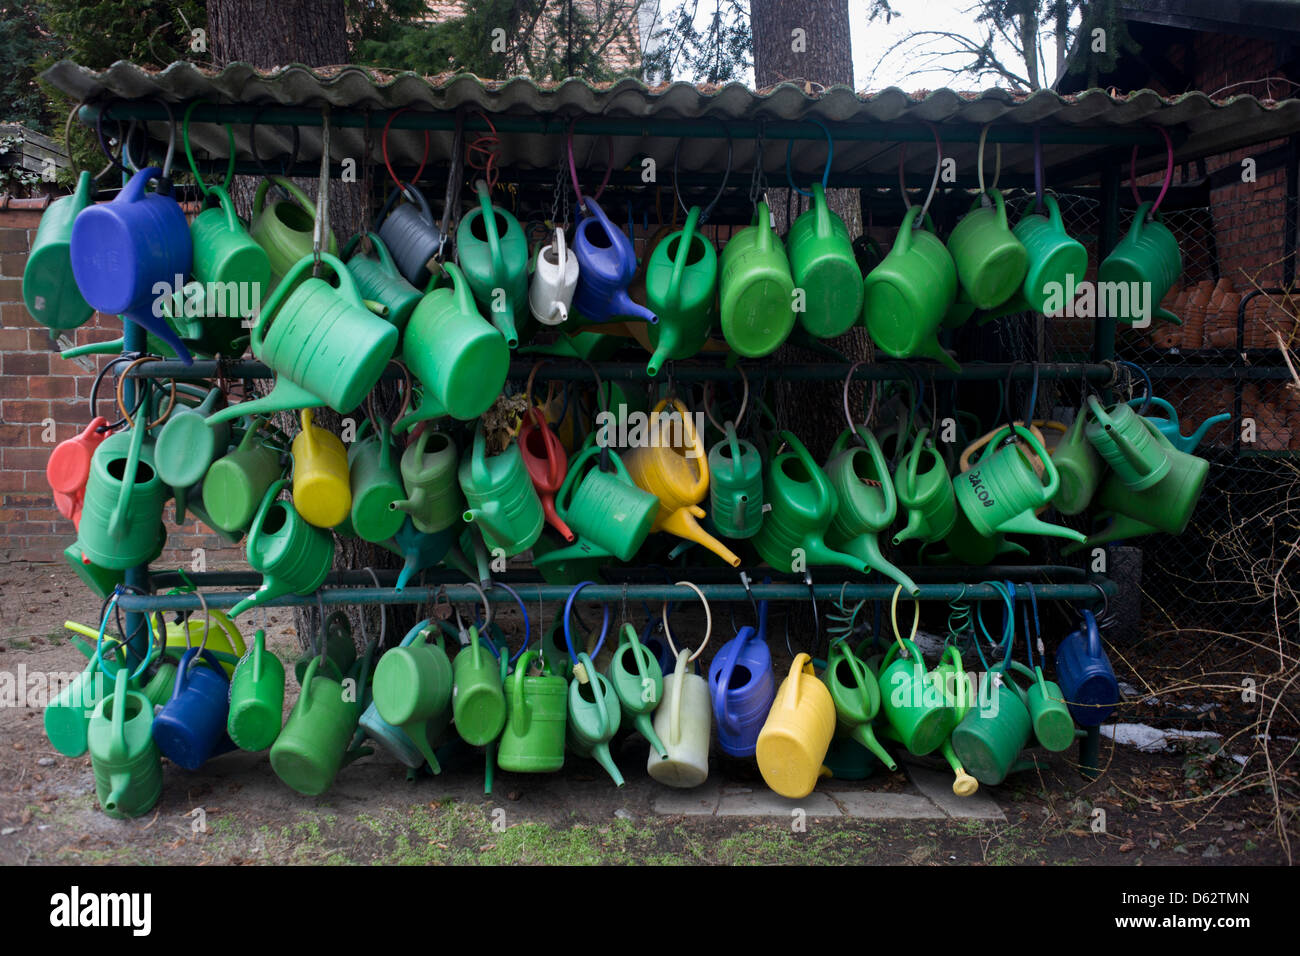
xmin=0 ymin=206 xmax=236 ymax=566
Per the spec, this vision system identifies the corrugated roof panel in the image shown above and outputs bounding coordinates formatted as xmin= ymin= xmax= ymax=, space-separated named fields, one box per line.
xmin=39 ymin=59 xmax=1300 ymax=186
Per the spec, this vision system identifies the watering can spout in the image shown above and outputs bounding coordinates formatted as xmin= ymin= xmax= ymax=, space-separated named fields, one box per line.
xmin=488 ymin=306 xmax=520 ymax=349
xmin=1061 ymin=513 xmax=1161 ymax=555
xmin=1186 ymin=411 xmax=1231 ymax=451
xmin=919 ymin=337 xmax=960 ymax=373
xmin=646 ymin=335 xmax=678 ymax=378
xmin=996 ymin=510 xmax=1087 ymax=543
xmin=660 ymin=506 xmax=741 ymax=567
xmin=229 ymin=577 xmax=295 ymax=619
xmin=464 ymin=502 xmax=508 ymax=543
xmin=893 ymin=509 xmax=927 ymax=547
xmin=849 ymin=723 xmax=898 ymax=771
xmin=634 ymin=713 xmax=668 ymax=758
xmin=589 ymin=741 xmax=625 ymax=787
xmin=105 ymin=772 xmax=132 ymax=814
xmin=124 ymin=308 xmax=195 ymax=366
xmin=838 ymin=533 xmax=919 ymax=597
xmin=614 ymin=290 xmax=657 ymax=325
xmin=939 ymin=739 xmax=979 ymax=797
xmin=396 ymin=553 xmax=419 ymax=592
xmin=206 ymin=378 xmax=323 ymax=429
xmin=390 ymin=487 xmax=427 ymax=519
xmin=806 ymin=539 xmax=870 ymax=575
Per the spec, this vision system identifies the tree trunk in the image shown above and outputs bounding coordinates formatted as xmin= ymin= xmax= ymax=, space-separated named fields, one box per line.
xmin=751 ymin=0 xmax=868 ymax=457
xmin=209 ymin=0 xmax=401 ymax=652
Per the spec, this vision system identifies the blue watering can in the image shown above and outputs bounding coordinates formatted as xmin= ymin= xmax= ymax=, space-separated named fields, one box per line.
xmin=1125 ymin=397 xmax=1230 ymax=454
xmin=640 ymin=616 xmax=678 ymax=678
xmin=1054 ymin=609 xmax=1119 ymax=727
xmin=382 ymin=518 xmax=457 ymax=591
xmin=69 ymin=166 xmax=195 ymax=364
xmin=355 ymin=618 xmax=438 ymax=769
xmin=570 ymin=198 xmax=656 ymax=325
xmin=707 ymin=599 xmax=775 ymax=758
xmin=151 ymin=647 xmax=236 ymax=770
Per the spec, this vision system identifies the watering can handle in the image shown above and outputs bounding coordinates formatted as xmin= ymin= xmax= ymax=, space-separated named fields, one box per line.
xmin=107 ymin=411 xmax=148 ymax=540
xmin=1081 ymin=609 xmax=1102 ymax=657
xmin=833 ymin=643 xmax=881 ymax=718
xmin=940 ymin=645 xmax=967 ymax=713
xmin=1003 ymin=660 xmax=1038 ymax=704
xmin=469 ymin=422 xmax=490 ymax=487
xmin=250 ymin=629 xmax=265 ymax=682
xmin=989 ymin=188 xmax=1008 ymax=229
xmin=1014 ymin=424 xmax=1060 ymax=498
xmin=902 ymin=427 xmax=929 ymax=491
xmin=668 ymin=649 xmax=688 ymax=747
xmin=1044 ymin=194 xmax=1065 ymax=232
xmin=725 ymin=422 xmax=743 ymax=469
xmin=554 ymin=227 xmax=567 ymax=269
xmin=655 ymin=396 xmax=710 ymax=499
xmin=812 ymin=182 xmax=833 ymax=237
xmin=298 ymin=656 xmax=319 ymax=712
xmin=894 ymin=205 xmax=922 ymax=255
xmin=863 ymin=429 xmax=899 ymax=519
xmin=711 ymin=638 xmax=743 ymax=734
xmin=512 ymin=649 xmax=535 ymax=735
xmin=110 ymin=667 xmax=130 ymax=750
xmin=475 ymin=182 xmax=505 ymax=277
xmin=755 ymin=201 xmax=773 ymax=252
xmin=1128 ymin=201 xmax=1155 ymax=236
xmin=577 ymin=652 xmax=611 ymax=737
xmin=882 ymin=637 xmax=926 ymax=681
xmin=780 ymin=430 xmax=834 ymax=510
xmin=252 ymin=252 xmax=356 ymax=353
xmin=120 ymin=166 xmax=161 ymax=205
xmin=209 ymin=185 xmax=242 ymax=234
xmin=555 ymin=444 xmax=599 ymax=517
xmin=784 ymin=653 xmax=812 ymax=712
xmin=255 ymin=176 xmax=317 ymax=219
xmin=245 ymin=477 xmax=290 ymax=564
xmin=620 ymin=623 xmax=653 ymax=682
xmin=667 ymin=206 xmax=701 ymax=311
xmin=1127 ymin=395 xmax=1176 ymax=420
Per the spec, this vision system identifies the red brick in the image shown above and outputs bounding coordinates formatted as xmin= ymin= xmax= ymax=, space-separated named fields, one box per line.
xmin=0 ymin=278 xmax=22 ymax=302
xmin=0 ymin=328 xmax=28 ymax=350
xmin=0 ymin=230 xmax=29 ymax=253
xmin=3 ymin=351 xmax=49 ymax=376
xmin=2 ymin=447 xmax=50 ymax=470
xmin=2 ymin=398 xmax=50 ymax=423
xmin=0 ymin=471 xmax=23 ymax=492
xmin=28 ymin=376 xmax=77 ymax=400
xmin=0 ymin=303 xmax=34 ymax=326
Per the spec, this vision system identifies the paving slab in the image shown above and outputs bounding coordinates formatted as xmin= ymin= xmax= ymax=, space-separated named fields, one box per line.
xmin=904 ymin=765 xmax=1006 ymax=821
xmin=832 ymin=790 xmax=947 ymax=820
xmin=650 ymin=784 xmax=721 ymax=816
xmin=716 ymin=787 xmax=840 ymax=817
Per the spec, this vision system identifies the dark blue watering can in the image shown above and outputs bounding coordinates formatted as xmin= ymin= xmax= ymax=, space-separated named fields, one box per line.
xmin=640 ymin=616 xmax=678 ymax=678
xmin=1125 ymin=397 xmax=1230 ymax=454
xmin=151 ymin=648 xmax=236 ymax=770
xmin=570 ymin=198 xmax=656 ymax=325
xmin=1054 ymin=609 xmax=1119 ymax=727
xmin=707 ymin=599 xmax=775 ymax=757
xmin=383 ymin=518 xmax=457 ymax=591
xmin=69 ymin=166 xmax=195 ymax=365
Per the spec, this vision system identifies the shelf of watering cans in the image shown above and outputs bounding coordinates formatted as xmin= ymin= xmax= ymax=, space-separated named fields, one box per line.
xmin=122 ymin=358 xmax=1120 ymax=384
xmin=118 ymin=567 xmax=1117 ymax=614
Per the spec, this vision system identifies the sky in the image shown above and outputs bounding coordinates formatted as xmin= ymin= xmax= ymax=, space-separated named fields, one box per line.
xmin=640 ymin=0 xmax=1076 ymax=92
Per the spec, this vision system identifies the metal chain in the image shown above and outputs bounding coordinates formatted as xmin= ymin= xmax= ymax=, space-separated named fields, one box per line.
xmin=312 ymin=104 xmax=331 ymax=277
xmin=550 ymin=156 xmax=563 ymax=228
xmin=748 ymin=122 xmax=766 ymax=206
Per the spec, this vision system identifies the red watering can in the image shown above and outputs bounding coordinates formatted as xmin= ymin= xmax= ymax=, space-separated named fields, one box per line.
xmin=518 ymin=407 xmax=573 ymax=541
xmin=47 ymin=417 xmax=112 ymax=528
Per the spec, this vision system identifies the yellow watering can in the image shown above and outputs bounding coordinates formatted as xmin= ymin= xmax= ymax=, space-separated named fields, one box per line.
xmin=755 ymin=653 xmax=836 ymax=799
xmin=622 ymin=398 xmax=741 ymax=567
xmin=291 ymin=409 xmax=351 ymax=529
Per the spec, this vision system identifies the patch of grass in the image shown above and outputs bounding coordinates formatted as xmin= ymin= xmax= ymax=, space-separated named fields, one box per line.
xmin=9 ymin=639 xmax=31 ymax=649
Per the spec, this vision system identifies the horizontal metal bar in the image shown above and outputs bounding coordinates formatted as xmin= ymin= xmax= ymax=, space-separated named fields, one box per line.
xmin=117 ymin=579 xmax=1114 ymax=613
xmin=126 ymin=359 xmax=1115 ymax=383
xmin=85 ymin=101 xmax=1171 ymax=146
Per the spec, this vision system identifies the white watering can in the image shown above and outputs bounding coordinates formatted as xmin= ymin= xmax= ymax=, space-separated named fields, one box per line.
xmin=529 ymin=227 xmax=579 ymax=326
xmin=646 ymin=583 xmax=712 ymax=788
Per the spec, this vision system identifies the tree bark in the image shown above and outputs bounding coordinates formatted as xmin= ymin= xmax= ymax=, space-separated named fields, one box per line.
xmin=208 ymin=0 xmax=400 ymax=652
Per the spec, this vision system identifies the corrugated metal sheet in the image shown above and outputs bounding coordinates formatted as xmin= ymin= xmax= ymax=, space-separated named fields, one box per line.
xmin=40 ymin=59 xmax=1300 ymax=186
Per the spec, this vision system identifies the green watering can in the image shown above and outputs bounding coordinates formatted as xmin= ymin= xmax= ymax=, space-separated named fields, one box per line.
xmin=392 ymin=428 xmax=464 ymax=533
xmin=231 ymin=479 xmax=334 ymax=618
xmin=719 ymin=200 xmax=797 ymax=358
xmin=567 ymin=652 xmax=624 ymax=786
xmin=645 ymin=206 xmax=718 ymax=375
xmin=227 ymin=628 xmax=285 ymax=752
xmin=606 ymin=623 xmax=667 ymax=757
xmin=394 ymin=262 xmax=509 ymax=429
xmin=862 ymin=206 xmax=958 ymax=371
xmin=1012 ymin=194 xmax=1089 ymax=315
xmin=76 ymin=416 xmax=168 ymax=571
xmin=24 ymin=170 xmax=95 ymax=331
xmin=707 ymin=422 xmax=764 ymax=539
xmin=270 ymin=652 xmax=370 ymax=796
xmin=63 ymin=540 xmax=128 ymax=599
xmin=823 ymin=639 xmax=897 ymax=771
xmin=787 ymin=183 xmax=864 ymax=338
xmin=1085 ymin=396 xmax=1171 ymax=491
xmin=1009 ymin=660 xmax=1075 ymax=754
xmin=372 ymin=624 xmax=453 ymax=774
xmin=753 ymin=430 xmax=864 ymax=573
xmin=497 ymin=650 xmax=568 ymax=773
xmin=206 ymin=253 xmax=398 ymax=427
xmin=88 ymin=667 xmax=162 ymax=819
xmin=541 ymin=444 xmax=659 ymax=565
xmin=452 ymin=625 xmax=508 ymax=747
xmin=946 ymin=188 xmax=1028 ymax=311
xmin=954 ymin=425 xmax=1085 ymax=544
xmin=342 ymin=231 xmax=423 ymax=331
xmin=250 ymin=176 xmax=338 ymax=285
xmin=1050 ymin=407 xmax=1103 ymax=516
xmin=824 ymin=426 xmax=919 ymax=596
xmin=892 ymin=428 xmax=957 ymax=546
xmin=460 ymin=424 xmax=545 ymax=558
xmin=348 ymin=418 xmax=406 ymax=544
xmin=1098 ymin=201 xmax=1182 ymax=325
xmin=202 ymin=421 xmax=284 ymax=534
xmin=927 ymin=507 xmax=1029 ymax=567
xmin=292 ymin=611 xmax=357 ymax=686
xmin=951 ymin=666 xmax=1036 ymax=786
xmin=189 ymin=184 xmax=271 ymax=331
xmin=1063 ymin=419 xmax=1209 ymax=553
xmin=457 ymin=180 xmax=530 ymax=348
xmin=154 ymin=387 xmax=229 ymax=524
xmin=1126 ymin=396 xmax=1230 ymax=455
xmin=877 ymin=638 xmax=962 ymax=756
